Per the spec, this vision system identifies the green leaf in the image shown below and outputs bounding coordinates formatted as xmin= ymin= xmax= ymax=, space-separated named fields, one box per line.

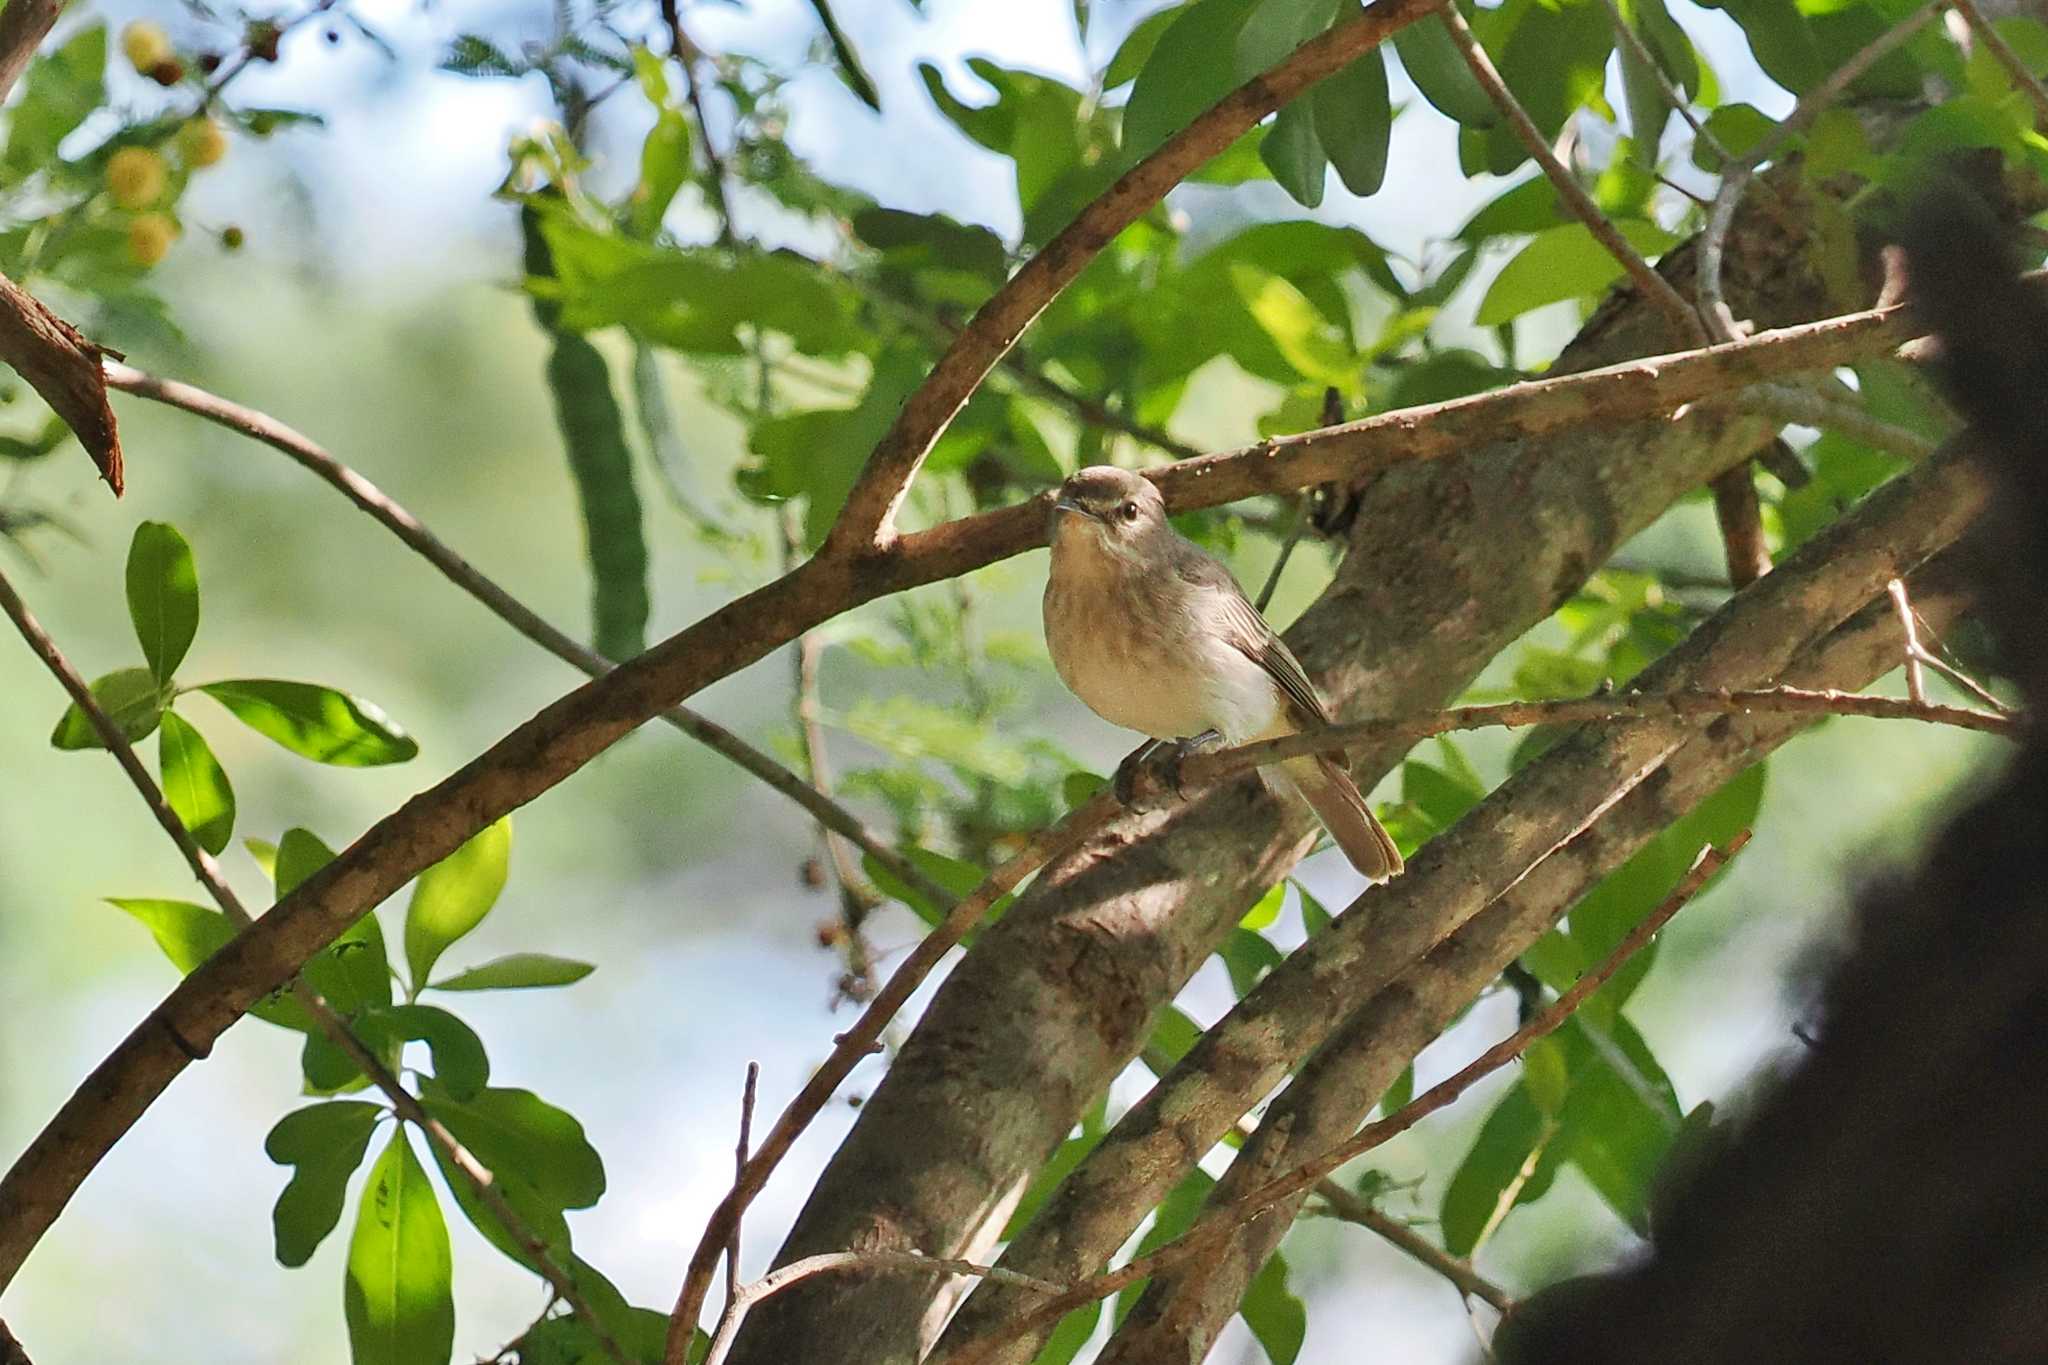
xmin=1229 ymin=263 xmax=1350 ymax=383
xmin=1313 ymin=46 xmax=1392 ymax=196
xmin=1466 ymin=0 xmax=1614 ymax=175
xmin=158 ymin=712 xmax=235 ymax=855
xmin=275 ymin=826 xmax=336 ymax=896
xmin=50 ymin=667 xmax=163 ymax=750
xmin=1124 ymin=0 xmax=1260 ymax=161
xmin=109 ymin=897 xmax=236 ymax=974
xmin=1104 ymin=5 xmax=1181 ymax=88
xmin=423 ymin=1126 xmax=571 ymax=1274
xmin=1220 ymin=928 xmax=1283 ymax=997
xmin=274 ymin=828 xmax=396 ymax=1017
xmin=1030 ymin=1301 xmax=1102 ymax=1365
xmin=428 ymin=953 xmax=594 ymax=992
xmin=266 ymin=1101 xmax=384 ymax=1267
xmin=629 ymin=107 xmax=691 ymax=239
xmin=1258 ymin=100 xmax=1326 ymax=207
xmin=126 ymin=521 xmax=199 ymax=686
xmin=199 ymin=680 xmax=418 ymax=766
xmin=383 ymin=1004 xmax=491 ymax=1101
xmin=1393 ymin=12 xmax=1498 ymax=127
xmin=743 ymin=347 xmax=927 ymax=548
xmin=1145 ymin=1005 xmax=1203 ymax=1069
xmin=421 ymin=1087 xmax=605 ymax=1212
xmin=1240 ymin=1250 xmax=1307 ymax=1365
xmin=6 ymin=25 xmax=105 ymax=175
xmin=1474 ymin=219 xmax=1678 ymax=327
xmin=344 ymin=1130 xmax=454 ymax=1365
xmin=245 ymin=836 xmax=279 ymax=880
xmin=806 ymin=0 xmax=882 ymax=110
xmin=1240 ymin=882 xmax=1287 ymax=931
xmin=1441 ymin=1082 xmax=1558 ymax=1254
xmin=404 ymin=818 xmax=513 ymax=992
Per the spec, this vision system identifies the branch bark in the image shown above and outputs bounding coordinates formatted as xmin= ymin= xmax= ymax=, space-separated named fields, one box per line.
xmin=0 ymin=0 xmax=63 ymax=103
xmin=927 ymin=436 xmax=1987 ymax=1365
xmin=1099 ymin=553 xmax=1980 ymax=1362
xmin=0 ymin=272 xmax=119 ymax=494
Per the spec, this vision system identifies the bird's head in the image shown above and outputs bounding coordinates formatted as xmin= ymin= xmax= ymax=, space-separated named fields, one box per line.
xmin=1050 ymin=465 xmax=1168 ymax=561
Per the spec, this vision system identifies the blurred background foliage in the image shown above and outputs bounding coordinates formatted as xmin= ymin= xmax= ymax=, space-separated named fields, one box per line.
xmin=0 ymin=0 xmax=2026 ymax=1360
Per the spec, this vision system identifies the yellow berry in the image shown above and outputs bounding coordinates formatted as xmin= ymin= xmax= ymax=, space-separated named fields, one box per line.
xmin=106 ymin=147 xmax=167 ymax=210
xmin=175 ymin=117 xmax=227 ymax=169
xmin=127 ymin=213 xmax=179 ymax=268
xmin=121 ymin=22 xmax=173 ymax=75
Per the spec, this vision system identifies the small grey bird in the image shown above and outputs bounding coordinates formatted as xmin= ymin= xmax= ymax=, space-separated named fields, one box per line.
xmin=1042 ymin=465 xmax=1403 ymax=881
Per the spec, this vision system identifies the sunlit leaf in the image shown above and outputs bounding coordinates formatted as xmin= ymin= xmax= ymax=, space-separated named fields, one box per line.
xmin=50 ymin=667 xmax=163 ymax=750
xmin=1240 ymin=1249 xmax=1307 ymax=1364
xmin=126 ymin=521 xmax=198 ymax=686
xmin=158 ymin=712 xmax=234 ymax=854
xmin=199 ymin=680 xmax=417 ymax=765
xmin=428 ymin=953 xmax=594 ymax=992
xmin=344 ymin=1130 xmax=454 ymax=1365
xmin=404 ymin=818 xmax=513 ymax=992
xmin=1474 ymin=219 xmax=1679 ymax=327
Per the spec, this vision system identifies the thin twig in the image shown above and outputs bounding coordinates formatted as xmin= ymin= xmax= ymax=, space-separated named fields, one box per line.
xmin=1743 ymin=382 xmax=1943 ymax=461
xmin=662 ymin=791 xmax=1126 ymax=1363
xmin=938 ymin=838 xmax=1746 ymax=1365
xmin=724 ymin=1062 xmax=760 ymax=1319
xmin=1306 ymin=1183 xmax=1515 ymax=1314
xmin=1888 ymin=579 xmax=1928 ymax=704
xmin=660 ymin=0 xmax=735 ymax=246
xmin=1950 ymin=0 xmax=2048 ymax=129
xmin=1596 ymin=0 xmax=1728 ymax=166
xmin=100 ymin=361 xmax=958 ymax=920
xmin=1177 ymin=683 xmax=2017 ymax=783
xmin=1254 ymin=390 xmax=1341 ymax=613
xmin=0 ymin=567 xmax=628 ymax=1363
xmin=1436 ymin=0 xmax=1705 ymax=348
xmin=1696 ymin=0 xmax=1945 ymax=342
xmin=703 ymin=1252 xmax=1068 ymax=1365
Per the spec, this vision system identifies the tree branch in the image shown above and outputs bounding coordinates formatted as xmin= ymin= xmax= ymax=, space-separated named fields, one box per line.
xmin=660 ymin=791 xmax=1125 ymax=1363
xmin=1305 ymin=1183 xmax=1515 ymax=1314
xmin=1099 ymin=553 xmax=1980 ymax=1361
xmin=1596 ymin=0 xmax=1730 ymax=167
xmin=0 ymin=272 xmax=119 ymax=494
xmin=0 ymin=1318 xmax=29 ymax=1365
xmin=100 ymin=360 xmax=954 ymax=919
xmin=1951 ymin=0 xmax=2048 ymax=129
xmin=0 ymin=564 xmax=629 ymax=1364
xmin=0 ymin=0 xmax=63 ymax=104
xmin=928 ymin=434 xmax=1988 ymax=1363
xmin=942 ymin=838 xmax=1743 ymax=1365
xmin=1743 ymin=380 xmax=1944 ymax=461
xmin=823 ymin=0 xmax=1440 ymax=554
xmin=0 ymin=239 xmax=1994 ymax=1303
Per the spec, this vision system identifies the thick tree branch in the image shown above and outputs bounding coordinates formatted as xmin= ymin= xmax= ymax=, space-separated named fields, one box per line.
xmin=0 ymin=273 xmax=119 ymax=494
xmin=1103 ymin=556 xmax=1981 ymax=1361
xmin=0 ymin=565 xmax=627 ymax=1364
xmin=0 ymin=1318 xmax=28 ymax=1365
xmin=659 ymin=791 xmax=1124 ymax=1364
xmin=823 ymin=0 xmax=1439 ymax=553
xmin=942 ymin=838 xmax=1743 ymax=1365
xmin=0 ymin=0 xmax=63 ymax=103
xmin=0 ymin=206 xmax=1990 ymax=1306
xmin=931 ymin=436 xmax=1988 ymax=1362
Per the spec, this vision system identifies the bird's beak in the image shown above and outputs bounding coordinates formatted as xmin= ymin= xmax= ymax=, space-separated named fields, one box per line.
xmin=1052 ymin=495 xmax=1099 ymax=522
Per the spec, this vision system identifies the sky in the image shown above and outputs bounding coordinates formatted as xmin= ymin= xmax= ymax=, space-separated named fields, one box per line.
xmin=0 ymin=3 xmax=1992 ymax=1364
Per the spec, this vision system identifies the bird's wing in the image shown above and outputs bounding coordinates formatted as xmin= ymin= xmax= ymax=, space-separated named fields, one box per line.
xmin=1172 ymin=543 xmax=1331 ymax=729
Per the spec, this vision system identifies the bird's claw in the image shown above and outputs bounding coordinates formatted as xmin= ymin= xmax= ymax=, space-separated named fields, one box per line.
xmin=1113 ymin=739 xmax=1160 ymax=808
xmin=1115 ymin=732 xmax=1221 ymax=807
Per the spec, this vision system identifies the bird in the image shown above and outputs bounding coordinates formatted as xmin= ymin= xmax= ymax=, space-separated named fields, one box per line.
xmin=1041 ymin=464 xmax=1403 ymax=881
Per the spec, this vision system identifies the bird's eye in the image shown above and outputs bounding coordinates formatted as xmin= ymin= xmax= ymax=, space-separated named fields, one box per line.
xmin=1120 ymin=501 xmax=1139 ymax=522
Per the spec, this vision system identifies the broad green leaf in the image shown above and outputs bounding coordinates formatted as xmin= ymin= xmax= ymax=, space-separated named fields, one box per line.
xmin=266 ymin=1101 xmax=384 ymax=1267
xmin=1031 ymin=1301 xmax=1102 ymax=1365
xmin=1466 ymin=0 xmax=1614 ymax=176
xmin=743 ymin=347 xmax=927 ymax=548
xmin=6 ymin=25 xmax=105 ymax=175
xmin=1312 ymin=46 xmax=1392 ymax=196
xmin=245 ymin=836 xmax=279 ymax=879
xmin=1124 ymin=0 xmax=1260 ymax=161
xmin=1241 ymin=882 xmax=1287 ymax=931
xmin=1692 ymin=102 xmax=1777 ymax=170
xmin=199 ymin=680 xmax=417 ymax=765
xmin=1259 ymin=100 xmax=1326 ymax=207
xmin=344 ymin=1130 xmax=454 ymax=1365
xmin=424 ymin=1129 xmax=571 ymax=1274
xmin=1441 ymin=1082 xmax=1559 ymax=1254
xmin=1229 ymin=264 xmax=1350 ymax=384
xmin=50 ymin=667 xmax=163 ymax=750
xmin=1104 ymin=5 xmax=1182 ymax=88
xmin=1294 ymin=880 xmax=1333 ymax=936
xmin=852 ymin=207 xmax=1008 ymax=284
xmin=1241 ymin=1250 xmax=1307 ymax=1365
xmin=404 ymin=818 xmax=512 ymax=992
xmin=384 ymin=1004 xmax=491 ymax=1101
xmin=428 ymin=953 xmax=594 ymax=992
xmin=1220 ymin=928 xmax=1283 ymax=997
xmin=109 ymin=897 xmax=235 ymax=974
xmin=421 ymin=1087 xmax=605 ymax=1211
xmin=544 ymin=331 xmax=651 ymax=662
xmin=158 ymin=712 xmax=235 ymax=855
xmin=1145 ymin=1005 xmax=1203 ymax=1069
xmin=1235 ymin=0 xmax=1337 ymax=77
xmin=1393 ymin=12 xmax=1497 ymax=127
xmin=277 ymin=828 xmax=395 ymax=1016
xmin=1457 ymin=175 xmax=1563 ymax=241
xmin=1474 ymin=219 xmax=1679 ymax=327
xmin=276 ymin=826 xmax=337 ymax=896
xmin=125 ymin=521 xmax=199 ymax=686
xmin=629 ymin=106 xmax=691 ymax=239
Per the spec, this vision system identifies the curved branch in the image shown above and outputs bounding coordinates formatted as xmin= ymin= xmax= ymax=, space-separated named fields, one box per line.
xmin=824 ymin=0 xmax=1440 ymax=553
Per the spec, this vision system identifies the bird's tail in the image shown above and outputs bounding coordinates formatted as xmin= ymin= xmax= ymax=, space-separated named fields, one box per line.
xmin=1277 ymin=754 xmax=1404 ymax=882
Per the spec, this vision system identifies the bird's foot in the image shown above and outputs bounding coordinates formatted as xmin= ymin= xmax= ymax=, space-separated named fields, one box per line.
xmin=1155 ymin=730 xmax=1222 ymax=799
xmin=1113 ymin=739 xmax=1163 ymax=808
